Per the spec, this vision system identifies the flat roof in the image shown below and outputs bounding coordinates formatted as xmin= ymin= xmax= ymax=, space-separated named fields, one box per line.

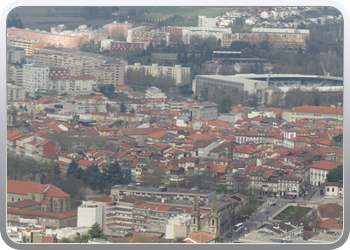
xmin=196 ymin=75 xmax=267 ymax=84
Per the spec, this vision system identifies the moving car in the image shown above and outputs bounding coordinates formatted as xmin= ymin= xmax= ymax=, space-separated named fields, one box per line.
xmin=244 ymin=227 xmax=248 ymax=231
xmin=279 ymin=203 xmax=283 ymax=207
xmin=265 ymin=210 xmax=269 ymax=214
xmin=271 ymin=203 xmax=277 ymax=206
xmin=289 ymin=201 xmax=296 ymax=203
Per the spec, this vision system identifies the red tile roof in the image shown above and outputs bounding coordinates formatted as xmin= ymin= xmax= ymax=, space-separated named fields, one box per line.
xmin=210 ymin=165 xmax=227 ymax=173
xmin=310 ymin=161 xmax=342 ymax=171
xmin=317 ymin=203 xmax=343 ymax=218
xmin=7 ymin=181 xmax=60 ymax=195
xmin=147 ymin=130 xmax=169 ymax=139
xmin=186 ymin=231 xmax=216 ymax=243
xmin=263 ymin=169 xmax=274 ymax=179
xmin=291 ymin=105 xmax=343 ymax=115
xmin=7 ymin=208 xmax=77 ymax=219
xmin=7 ymin=199 xmax=41 ymax=208
xmin=45 ymin=189 xmax=70 ymax=198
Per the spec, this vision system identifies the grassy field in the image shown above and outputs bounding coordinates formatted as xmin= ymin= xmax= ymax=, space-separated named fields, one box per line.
xmin=9 ymin=6 xmax=233 ymax=30
xmin=273 ymin=206 xmax=311 ymax=221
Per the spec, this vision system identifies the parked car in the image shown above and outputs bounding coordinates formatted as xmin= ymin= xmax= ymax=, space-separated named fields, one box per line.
xmin=305 ymin=191 xmax=309 ymax=195
xmin=289 ymin=201 xmax=296 ymax=203
xmin=265 ymin=210 xmax=269 ymax=214
xmin=244 ymin=227 xmax=248 ymax=231
xmin=271 ymin=203 xmax=277 ymax=206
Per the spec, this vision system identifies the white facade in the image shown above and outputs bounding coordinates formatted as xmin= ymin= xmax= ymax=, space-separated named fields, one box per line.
xmin=145 ymin=86 xmax=167 ymax=99
xmin=165 ymin=214 xmax=191 ymax=239
xmin=198 ymin=16 xmax=217 ymax=29
xmin=310 ymin=168 xmax=329 ymax=186
xmin=77 ymin=201 xmax=103 ymax=228
xmin=325 ymin=184 xmax=343 ymax=197
xmin=50 ymin=76 xmax=97 ymax=95
xmin=100 ymin=39 xmax=114 ymax=51
xmin=125 ymin=63 xmax=190 ymax=85
xmin=23 ymin=63 xmax=49 ymax=97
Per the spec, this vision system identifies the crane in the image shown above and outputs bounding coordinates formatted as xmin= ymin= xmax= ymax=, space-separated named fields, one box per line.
xmin=320 ymin=61 xmax=330 ymax=76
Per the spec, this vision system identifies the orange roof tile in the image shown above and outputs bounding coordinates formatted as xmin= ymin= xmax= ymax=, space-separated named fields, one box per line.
xmin=292 ymin=105 xmax=343 ymax=115
xmin=45 ymin=189 xmax=70 ymax=198
xmin=310 ymin=161 xmax=342 ymax=171
xmin=7 ymin=181 xmax=60 ymax=195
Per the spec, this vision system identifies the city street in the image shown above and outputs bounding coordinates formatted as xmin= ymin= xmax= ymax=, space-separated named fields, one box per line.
xmin=222 ymin=187 xmax=325 ymax=243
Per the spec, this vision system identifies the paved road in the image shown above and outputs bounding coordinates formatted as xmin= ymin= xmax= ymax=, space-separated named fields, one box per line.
xmin=221 ymin=187 xmax=325 ymax=243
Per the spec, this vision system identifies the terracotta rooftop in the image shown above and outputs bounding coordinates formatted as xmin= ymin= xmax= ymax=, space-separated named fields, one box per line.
xmin=186 ymin=231 xmax=216 ymax=243
xmin=7 ymin=199 xmax=41 ymax=208
xmin=310 ymin=161 xmax=342 ymax=171
xmin=317 ymin=203 xmax=343 ymax=218
xmin=291 ymin=105 xmax=343 ymax=115
xmin=7 ymin=181 xmax=60 ymax=195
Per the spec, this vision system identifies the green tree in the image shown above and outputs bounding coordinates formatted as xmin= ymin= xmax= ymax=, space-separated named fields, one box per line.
xmin=221 ymin=95 xmax=232 ymax=113
xmin=244 ymin=204 xmax=255 ymax=216
xmin=259 ymin=40 xmax=270 ymax=52
xmin=217 ymin=38 xmax=222 ymax=47
xmin=53 ymin=164 xmax=61 ymax=175
xmin=333 ymin=134 xmax=343 ymax=142
xmin=66 ymin=160 xmax=79 ymax=178
xmin=217 ymin=184 xmax=228 ymax=194
xmin=88 ymin=222 xmax=108 ymax=240
xmin=104 ymin=161 xmax=126 ymax=190
xmin=173 ymin=236 xmax=185 ymax=243
xmin=106 ymin=102 xmax=110 ymax=113
xmin=125 ymin=232 xmax=133 ymax=238
xmin=229 ymin=41 xmax=251 ymax=51
xmin=258 ymin=49 xmax=268 ymax=59
xmin=326 ymin=165 xmax=343 ymax=182
xmin=60 ymin=237 xmax=70 ymax=243
xmin=241 ymin=47 xmax=253 ymax=58
xmin=293 ymin=204 xmax=306 ymax=224
xmin=120 ymin=102 xmax=127 ymax=113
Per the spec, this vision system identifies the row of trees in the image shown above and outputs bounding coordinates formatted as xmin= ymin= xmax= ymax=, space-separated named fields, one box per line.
xmin=7 ymin=153 xmax=88 ymax=200
xmin=202 ymin=86 xmax=342 ymax=112
xmin=66 ymin=160 xmax=127 ymax=194
xmin=7 ymin=153 xmax=60 ymax=182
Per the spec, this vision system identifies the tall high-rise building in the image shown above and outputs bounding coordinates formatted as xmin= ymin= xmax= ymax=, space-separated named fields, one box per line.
xmin=23 ymin=63 xmax=50 ymax=97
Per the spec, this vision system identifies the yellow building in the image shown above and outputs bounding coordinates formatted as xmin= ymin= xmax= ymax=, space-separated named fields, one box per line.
xmin=282 ymin=105 xmax=343 ymax=123
xmin=7 ymin=84 xmax=25 ymax=101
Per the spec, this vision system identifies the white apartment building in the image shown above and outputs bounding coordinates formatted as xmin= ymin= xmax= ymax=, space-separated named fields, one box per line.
xmin=310 ymin=161 xmax=342 ymax=187
xmin=125 ymin=63 xmax=190 ymax=85
xmin=50 ymin=76 xmax=97 ymax=96
xmin=77 ymin=201 xmax=103 ymax=228
xmin=23 ymin=63 xmax=50 ymax=97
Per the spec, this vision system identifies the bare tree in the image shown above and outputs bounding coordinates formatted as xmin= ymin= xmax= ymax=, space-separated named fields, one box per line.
xmin=269 ymin=89 xmax=285 ymax=108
